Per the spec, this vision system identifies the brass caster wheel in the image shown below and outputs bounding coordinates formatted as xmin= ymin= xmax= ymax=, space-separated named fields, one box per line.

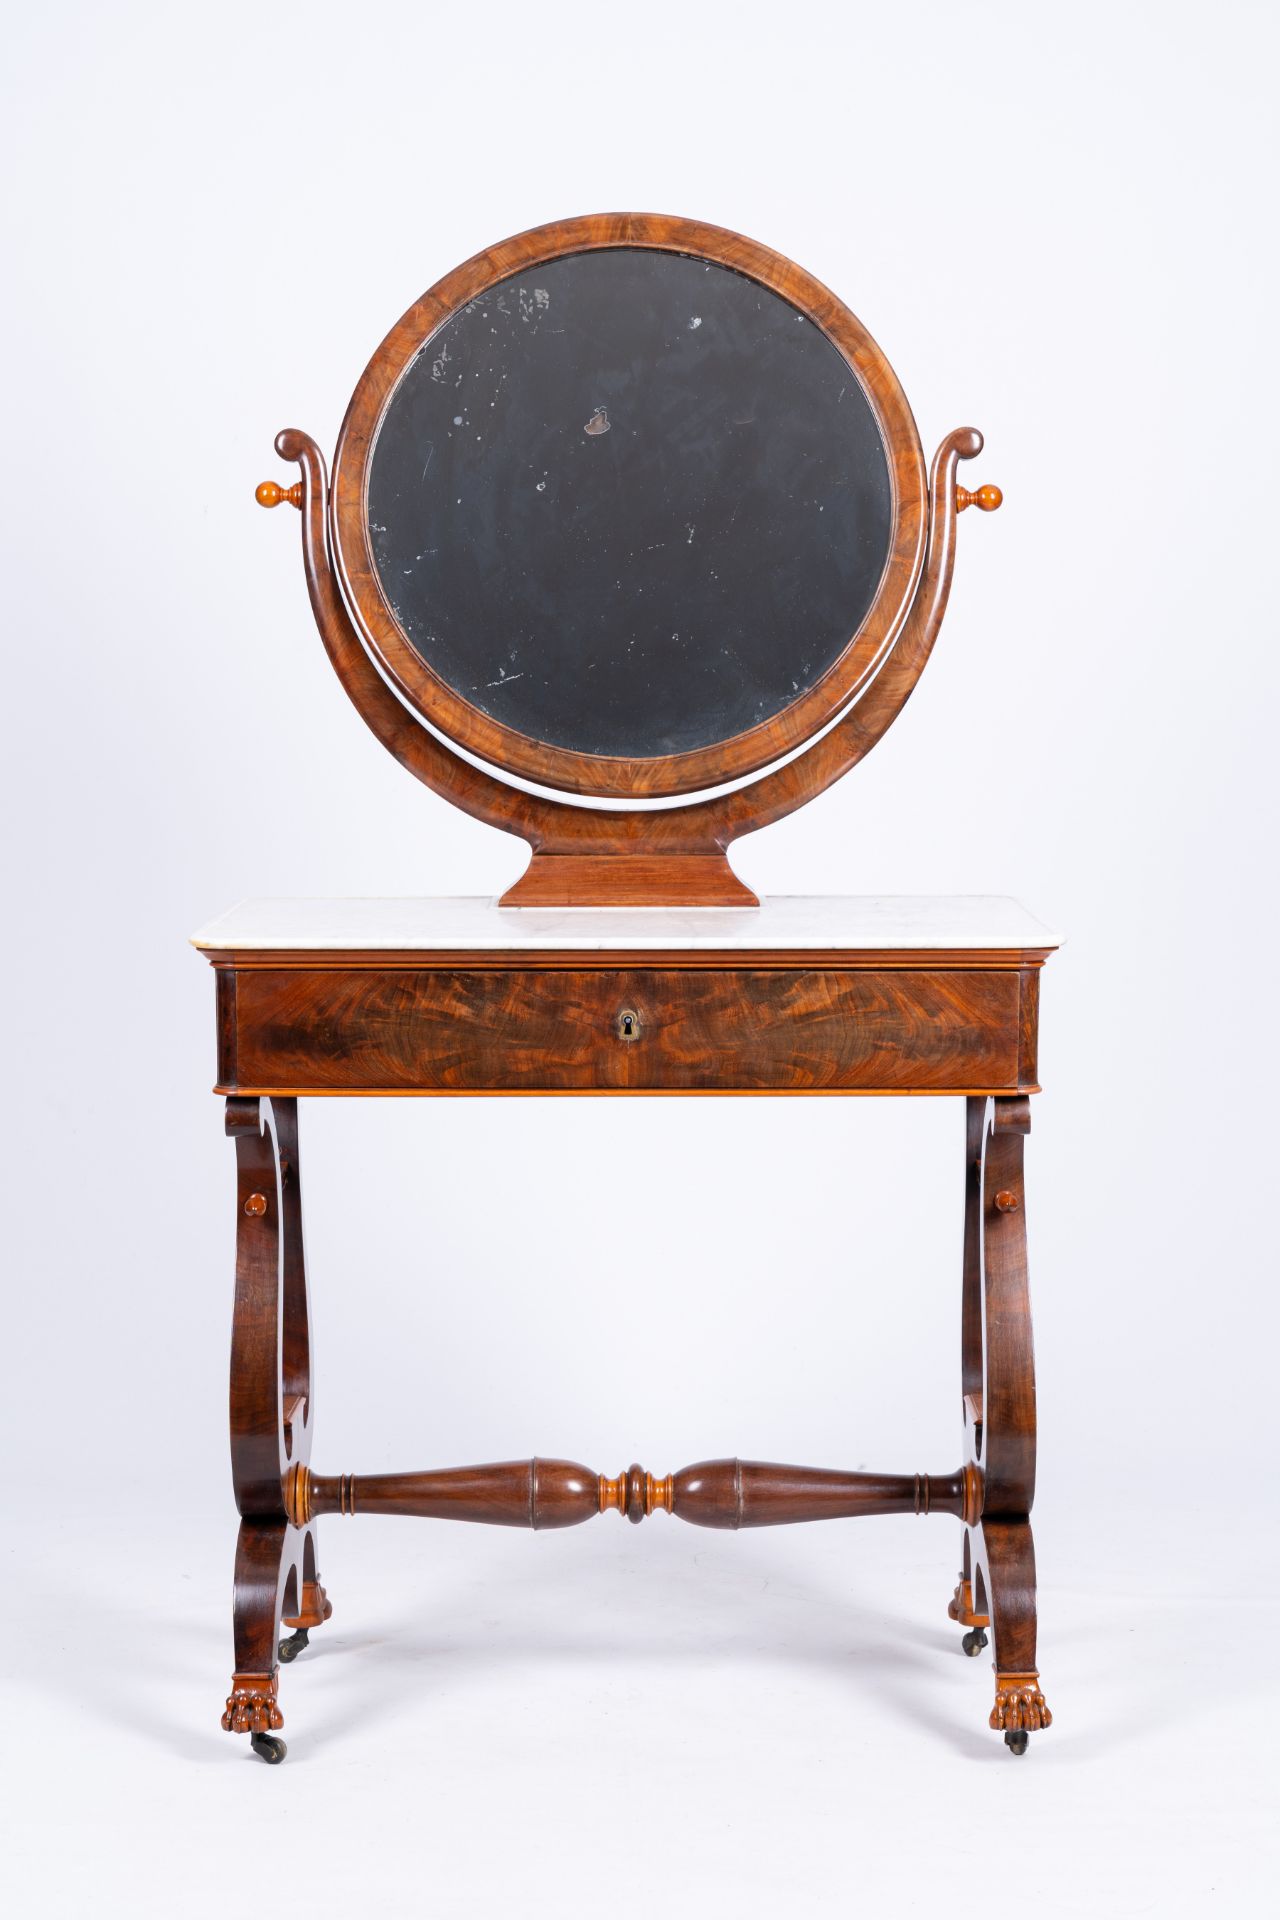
xmin=961 ymin=1627 xmax=988 ymax=1657
xmin=250 ymin=1732 xmax=287 ymax=1765
xmin=1004 ymin=1729 xmax=1029 ymax=1757
xmin=278 ymin=1627 xmax=310 ymax=1663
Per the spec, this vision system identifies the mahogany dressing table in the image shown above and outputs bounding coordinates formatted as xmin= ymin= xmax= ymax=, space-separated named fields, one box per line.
xmin=195 ymin=214 xmax=1057 ymax=1761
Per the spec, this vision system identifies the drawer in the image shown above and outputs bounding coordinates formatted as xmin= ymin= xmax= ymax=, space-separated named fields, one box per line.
xmin=217 ymin=966 xmax=1033 ymax=1094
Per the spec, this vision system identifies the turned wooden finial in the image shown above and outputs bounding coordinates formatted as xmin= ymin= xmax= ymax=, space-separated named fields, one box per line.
xmin=956 ymin=482 xmax=1003 ymax=513
xmin=256 ymin=479 xmax=303 ymax=510
xmin=598 ymin=1465 xmax=674 ymax=1521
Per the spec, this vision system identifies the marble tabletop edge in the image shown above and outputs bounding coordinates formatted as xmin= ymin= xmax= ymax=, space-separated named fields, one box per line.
xmin=190 ymin=895 xmax=1063 ymax=953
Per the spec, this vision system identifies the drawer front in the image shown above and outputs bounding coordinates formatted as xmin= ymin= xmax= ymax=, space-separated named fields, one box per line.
xmin=219 ymin=967 xmax=1027 ymax=1094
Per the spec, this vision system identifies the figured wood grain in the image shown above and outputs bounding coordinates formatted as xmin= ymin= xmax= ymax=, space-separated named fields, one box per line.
xmin=216 ymin=969 xmax=238 ymax=1087
xmin=495 ymin=852 xmax=757 ymax=908
xmin=218 ymin=966 xmax=1024 ymax=1094
xmin=1017 ymin=968 xmax=1040 ymax=1089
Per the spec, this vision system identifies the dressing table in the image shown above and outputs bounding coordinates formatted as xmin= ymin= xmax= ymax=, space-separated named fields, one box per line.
xmin=194 ymin=213 xmax=1057 ymax=1761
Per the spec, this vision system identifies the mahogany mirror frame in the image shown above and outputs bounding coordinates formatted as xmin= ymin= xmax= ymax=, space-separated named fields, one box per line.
xmin=329 ymin=212 xmax=929 ymax=802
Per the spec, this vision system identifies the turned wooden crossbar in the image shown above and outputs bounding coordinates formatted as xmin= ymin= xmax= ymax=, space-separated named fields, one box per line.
xmin=284 ymin=1460 xmax=983 ymax=1531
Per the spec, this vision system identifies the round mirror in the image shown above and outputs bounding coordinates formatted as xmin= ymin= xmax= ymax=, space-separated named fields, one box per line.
xmin=332 ymin=217 xmax=926 ymax=797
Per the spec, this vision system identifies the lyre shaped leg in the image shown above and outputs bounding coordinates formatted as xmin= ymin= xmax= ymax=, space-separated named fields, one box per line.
xmin=952 ymin=1095 xmax=1050 ymax=1750
xmin=221 ymin=1097 xmax=328 ymax=1760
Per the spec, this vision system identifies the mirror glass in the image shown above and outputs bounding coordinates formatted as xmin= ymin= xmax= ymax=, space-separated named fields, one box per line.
xmin=367 ymin=247 xmax=892 ymax=761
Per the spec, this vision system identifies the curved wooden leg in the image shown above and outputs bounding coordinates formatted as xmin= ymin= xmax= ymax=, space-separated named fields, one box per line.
xmin=222 ymin=1097 xmax=325 ymax=1759
xmin=972 ymin=1517 xmax=1051 ymax=1749
xmin=955 ymin=1095 xmax=1050 ymax=1749
xmin=222 ymin=1519 xmax=292 ymax=1758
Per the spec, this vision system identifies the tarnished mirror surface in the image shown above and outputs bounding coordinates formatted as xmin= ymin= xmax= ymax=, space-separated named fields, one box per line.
xmin=367 ymin=247 xmax=892 ymax=761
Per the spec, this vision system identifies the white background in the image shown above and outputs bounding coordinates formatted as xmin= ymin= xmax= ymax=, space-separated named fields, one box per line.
xmin=2 ymin=2 xmax=1277 ymax=1913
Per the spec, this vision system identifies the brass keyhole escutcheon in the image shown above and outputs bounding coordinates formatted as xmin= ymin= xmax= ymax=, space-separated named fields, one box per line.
xmin=616 ymin=1008 xmax=641 ymax=1042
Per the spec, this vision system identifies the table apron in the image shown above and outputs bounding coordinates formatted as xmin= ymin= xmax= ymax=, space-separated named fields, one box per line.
xmin=214 ymin=965 xmax=1039 ymax=1095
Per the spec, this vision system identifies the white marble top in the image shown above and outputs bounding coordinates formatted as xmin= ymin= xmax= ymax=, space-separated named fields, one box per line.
xmin=191 ymin=896 xmax=1060 ymax=954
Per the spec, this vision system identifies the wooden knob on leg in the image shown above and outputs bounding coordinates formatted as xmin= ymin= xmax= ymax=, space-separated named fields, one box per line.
xmin=256 ymin=479 xmax=303 ymax=510
xmin=956 ymin=483 xmax=1003 ymax=513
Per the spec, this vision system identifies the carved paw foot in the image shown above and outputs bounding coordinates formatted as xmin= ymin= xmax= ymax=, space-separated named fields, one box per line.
xmin=222 ymin=1674 xmax=283 ymax=1736
xmin=990 ymin=1672 xmax=1052 ymax=1734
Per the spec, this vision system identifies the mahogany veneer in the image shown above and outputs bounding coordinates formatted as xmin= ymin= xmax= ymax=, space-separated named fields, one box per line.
xmin=214 ymin=961 xmax=1041 ymax=1096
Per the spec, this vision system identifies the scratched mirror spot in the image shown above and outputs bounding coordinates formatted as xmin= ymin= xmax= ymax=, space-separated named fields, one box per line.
xmin=367 ymin=248 xmax=892 ymax=760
